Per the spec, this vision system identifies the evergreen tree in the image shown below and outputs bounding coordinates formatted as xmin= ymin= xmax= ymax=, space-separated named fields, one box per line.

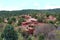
xmin=1 ymin=24 xmax=18 ymax=40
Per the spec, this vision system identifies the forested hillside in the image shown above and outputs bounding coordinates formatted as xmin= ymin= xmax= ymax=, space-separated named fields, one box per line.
xmin=0 ymin=8 xmax=60 ymax=18
xmin=0 ymin=8 xmax=60 ymax=40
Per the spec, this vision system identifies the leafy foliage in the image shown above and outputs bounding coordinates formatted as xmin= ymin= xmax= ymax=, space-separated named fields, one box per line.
xmin=0 ymin=8 xmax=60 ymax=18
xmin=37 ymin=16 xmax=44 ymax=23
xmin=17 ymin=18 xmax=25 ymax=26
xmin=0 ymin=18 xmax=3 ymax=23
xmin=8 ymin=17 xmax=16 ymax=24
xmin=1 ymin=24 xmax=18 ymax=40
xmin=27 ymin=36 xmax=32 ymax=40
xmin=38 ymin=33 xmax=44 ymax=40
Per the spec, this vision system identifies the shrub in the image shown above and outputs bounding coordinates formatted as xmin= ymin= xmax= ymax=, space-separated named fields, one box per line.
xmin=27 ymin=36 xmax=32 ymax=40
xmin=38 ymin=33 xmax=44 ymax=40
xmin=1 ymin=24 xmax=18 ymax=40
xmin=17 ymin=18 xmax=25 ymax=26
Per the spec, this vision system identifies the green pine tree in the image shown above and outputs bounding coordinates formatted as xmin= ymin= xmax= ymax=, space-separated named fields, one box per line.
xmin=1 ymin=24 xmax=18 ymax=40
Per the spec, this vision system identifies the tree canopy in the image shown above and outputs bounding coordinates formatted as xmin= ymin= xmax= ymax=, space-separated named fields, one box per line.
xmin=1 ymin=24 xmax=18 ymax=40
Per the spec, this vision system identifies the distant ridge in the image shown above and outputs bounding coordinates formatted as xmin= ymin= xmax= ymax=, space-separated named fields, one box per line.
xmin=0 ymin=8 xmax=60 ymax=18
xmin=0 ymin=8 xmax=60 ymax=11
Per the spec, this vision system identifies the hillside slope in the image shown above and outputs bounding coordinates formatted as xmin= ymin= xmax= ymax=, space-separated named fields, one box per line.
xmin=0 ymin=8 xmax=60 ymax=17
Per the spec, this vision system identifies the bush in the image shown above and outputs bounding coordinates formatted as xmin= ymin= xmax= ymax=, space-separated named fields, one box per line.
xmin=38 ymin=33 xmax=44 ymax=40
xmin=1 ymin=24 xmax=18 ymax=40
xmin=8 ymin=17 xmax=16 ymax=24
xmin=0 ymin=18 xmax=3 ymax=23
xmin=27 ymin=36 xmax=32 ymax=40
xmin=8 ymin=20 xmax=12 ymax=24
xmin=17 ymin=18 xmax=25 ymax=26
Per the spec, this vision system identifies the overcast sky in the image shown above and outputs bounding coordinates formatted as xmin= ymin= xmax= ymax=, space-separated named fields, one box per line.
xmin=0 ymin=0 xmax=60 ymax=10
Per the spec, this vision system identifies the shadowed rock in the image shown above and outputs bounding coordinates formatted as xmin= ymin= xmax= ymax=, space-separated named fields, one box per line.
xmin=33 ymin=24 xmax=56 ymax=37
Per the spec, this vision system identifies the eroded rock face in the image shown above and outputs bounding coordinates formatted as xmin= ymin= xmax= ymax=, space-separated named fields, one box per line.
xmin=33 ymin=24 xmax=56 ymax=37
xmin=20 ymin=23 xmax=57 ymax=40
xmin=48 ymin=29 xmax=60 ymax=40
xmin=57 ymin=26 xmax=60 ymax=30
xmin=48 ymin=30 xmax=56 ymax=40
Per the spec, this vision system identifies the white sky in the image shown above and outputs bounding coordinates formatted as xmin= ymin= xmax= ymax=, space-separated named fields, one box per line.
xmin=0 ymin=0 xmax=60 ymax=10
